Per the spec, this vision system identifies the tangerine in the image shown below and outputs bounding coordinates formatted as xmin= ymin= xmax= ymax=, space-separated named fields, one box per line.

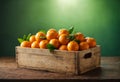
xmin=49 ymin=39 xmax=60 ymax=48
xmin=59 ymin=34 xmax=69 ymax=45
xmin=46 ymin=29 xmax=58 ymax=40
xmin=86 ymin=37 xmax=96 ymax=48
xmin=59 ymin=45 xmax=68 ymax=50
xmin=58 ymin=29 xmax=69 ymax=36
xmin=79 ymin=42 xmax=89 ymax=50
xmin=35 ymin=32 xmax=46 ymax=42
xmin=20 ymin=41 xmax=31 ymax=48
xmin=47 ymin=29 xmax=57 ymax=34
xmin=39 ymin=40 xmax=49 ymax=49
xmin=75 ymin=32 xmax=85 ymax=42
xmin=31 ymin=41 xmax=39 ymax=48
xmin=29 ymin=35 xmax=36 ymax=43
xmin=67 ymin=41 xmax=79 ymax=51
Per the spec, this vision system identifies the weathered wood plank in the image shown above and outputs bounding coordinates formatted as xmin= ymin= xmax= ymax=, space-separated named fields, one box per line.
xmin=78 ymin=46 xmax=101 ymax=74
xmin=16 ymin=45 xmax=101 ymax=75
xmin=0 ymin=57 xmax=120 ymax=79
xmin=16 ymin=47 xmax=77 ymax=74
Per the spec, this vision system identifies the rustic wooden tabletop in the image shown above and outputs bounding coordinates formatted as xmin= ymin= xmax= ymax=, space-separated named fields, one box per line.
xmin=0 ymin=57 xmax=120 ymax=80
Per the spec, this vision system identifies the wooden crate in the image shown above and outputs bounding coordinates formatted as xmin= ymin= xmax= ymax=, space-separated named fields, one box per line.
xmin=16 ymin=45 xmax=101 ymax=75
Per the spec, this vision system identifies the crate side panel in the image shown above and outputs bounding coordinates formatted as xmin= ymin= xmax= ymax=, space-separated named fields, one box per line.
xmin=16 ymin=47 xmax=76 ymax=74
xmin=78 ymin=45 xmax=101 ymax=74
xmin=91 ymin=45 xmax=101 ymax=67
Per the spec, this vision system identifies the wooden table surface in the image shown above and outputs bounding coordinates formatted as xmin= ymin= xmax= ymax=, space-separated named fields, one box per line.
xmin=0 ymin=57 xmax=120 ymax=79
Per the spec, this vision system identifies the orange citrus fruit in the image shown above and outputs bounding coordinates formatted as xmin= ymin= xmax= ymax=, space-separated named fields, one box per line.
xmin=20 ymin=41 xmax=31 ymax=48
xmin=59 ymin=45 xmax=68 ymax=50
xmin=35 ymin=32 xmax=46 ymax=42
xmin=46 ymin=32 xmax=58 ymax=40
xmin=29 ymin=35 xmax=36 ymax=43
xmin=47 ymin=28 xmax=57 ymax=34
xmin=79 ymin=42 xmax=89 ymax=50
xmin=49 ymin=39 xmax=60 ymax=48
xmin=58 ymin=34 xmax=69 ymax=45
xmin=86 ymin=37 xmax=96 ymax=48
xmin=67 ymin=41 xmax=79 ymax=51
xmin=58 ymin=29 xmax=69 ymax=36
xmin=46 ymin=29 xmax=58 ymax=40
xmin=31 ymin=41 xmax=39 ymax=48
xmin=39 ymin=40 xmax=49 ymax=49
xmin=75 ymin=32 xmax=85 ymax=42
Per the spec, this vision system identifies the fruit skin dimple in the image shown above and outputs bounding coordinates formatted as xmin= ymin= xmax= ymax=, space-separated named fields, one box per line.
xmin=20 ymin=41 xmax=31 ymax=48
xmin=79 ymin=42 xmax=89 ymax=50
xmin=39 ymin=40 xmax=49 ymax=49
xmin=67 ymin=41 xmax=79 ymax=51
xmin=35 ymin=32 xmax=46 ymax=42
xmin=59 ymin=34 xmax=69 ymax=45
xmin=59 ymin=45 xmax=68 ymax=51
xmin=49 ymin=39 xmax=60 ymax=49
xmin=31 ymin=41 xmax=39 ymax=48
xmin=86 ymin=37 xmax=96 ymax=48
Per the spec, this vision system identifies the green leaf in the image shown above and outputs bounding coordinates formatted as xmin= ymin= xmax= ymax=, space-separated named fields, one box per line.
xmin=47 ymin=44 xmax=56 ymax=51
xmin=23 ymin=35 xmax=27 ymax=40
xmin=74 ymin=39 xmax=80 ymax=44
xmin=26 ymin=33 xmax=31 ymax=41
xmin=67 ymin=34 xmax=75 ymax=41
xmin=68 ymin=26 xmax=74 ymax=34
xmin=18 ymin=38 xmax=24 ymax=44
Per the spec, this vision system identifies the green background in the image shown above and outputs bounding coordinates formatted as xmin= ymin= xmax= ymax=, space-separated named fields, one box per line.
xmin=0 ymin=0 xmax=120 ymax=57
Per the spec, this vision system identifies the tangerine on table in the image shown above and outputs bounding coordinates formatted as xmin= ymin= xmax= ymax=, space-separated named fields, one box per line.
xmin=49 ymin=39 xmax=60 ymax=49
xmin=39 ymin=40 xmax=49 ymax=49
xmin=35 ymin=32 xmax=46 ymax=42
xmin=67 ymin=41 xmax=79 ymax=51
xmin=79 ymin=42 xmax=89 ymax=50
xmin=58 ymin=34 xmax=69 ymax=45
xmin=31 ymin=41 xmax=39 ymax=48
xmin=20 ymin=41 xmax=31 ymax=48
xmin=58 ymin=29 xmax=69 ymax=36
xmin=74 ymin=32 xmax=85 ymax=42
xmin=29 ymin=35 xmax=36 ymax=43
xmin=86 ymin=37 xmax=96 ymax=48
xmin=59 ymin=45 xmax=68 ymax=51
xmin=46 ymin=29 xmax=58 ymax=40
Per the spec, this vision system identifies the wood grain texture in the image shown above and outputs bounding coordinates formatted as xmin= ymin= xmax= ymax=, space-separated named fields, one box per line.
xmin=0 ymin=57 xmax=120 ymax=79
xmin=16 ymin=45 xmax=101 ymax=75
xmin=16 ymin=47 xmax=76 ymax=74
xmin=78 ymin=45 xmax=101 ymax=74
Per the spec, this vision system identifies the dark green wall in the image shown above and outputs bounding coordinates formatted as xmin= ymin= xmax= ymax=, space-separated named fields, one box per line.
xmin=0 ymin=0 xmax=120 ymax=57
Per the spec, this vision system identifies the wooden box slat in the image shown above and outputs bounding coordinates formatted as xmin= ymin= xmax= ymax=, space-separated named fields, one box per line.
xmin=78 ymin=46 xmax=101 ymax=74
xmin=16 ymin=45 xmax=101 ymax=75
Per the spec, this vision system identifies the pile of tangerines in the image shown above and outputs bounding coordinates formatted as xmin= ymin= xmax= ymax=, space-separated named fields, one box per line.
xmin=19 ymin=28 xmax=97 ymax=51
